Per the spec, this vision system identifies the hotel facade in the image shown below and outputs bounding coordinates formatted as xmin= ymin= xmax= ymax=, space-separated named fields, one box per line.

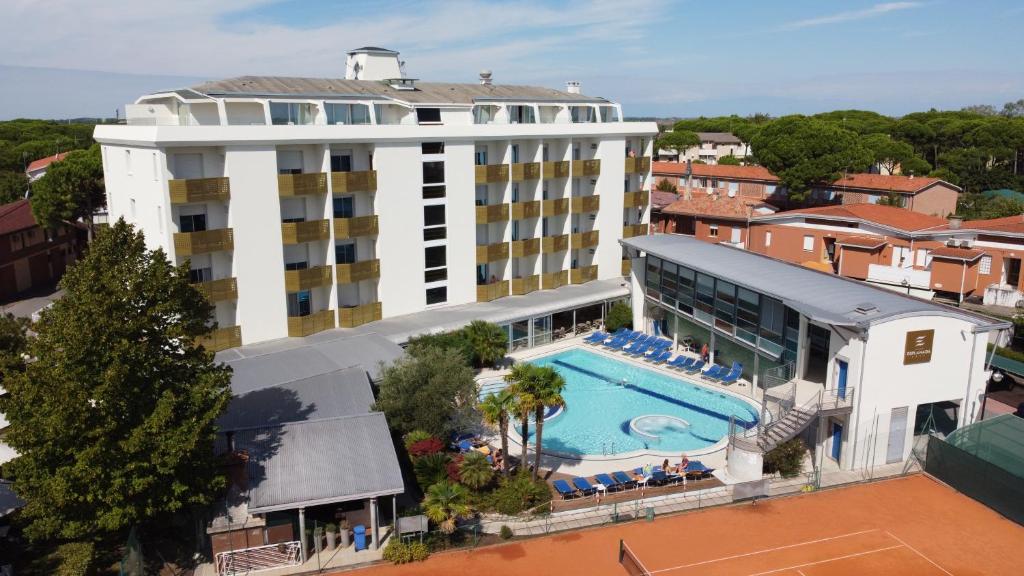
xmin=94 ymin=48 xmax=657 ymax=350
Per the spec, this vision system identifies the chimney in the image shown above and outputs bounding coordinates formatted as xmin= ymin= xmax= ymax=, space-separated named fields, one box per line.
xmin=948 ymin=215 xmax=962 ymax=230
xmin=479 ymin=69 xmax=493 ymax=85
xmin=566 ymin=81 xmax=581 ymax=94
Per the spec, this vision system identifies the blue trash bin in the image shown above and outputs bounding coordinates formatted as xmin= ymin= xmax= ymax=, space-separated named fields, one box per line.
xmin=353 ymin=524 xmax=367 ymax=551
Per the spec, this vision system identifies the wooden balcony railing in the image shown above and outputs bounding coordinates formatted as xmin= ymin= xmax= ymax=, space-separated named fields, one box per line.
xmin=284 ymin=265 xmax=332 ymax=292
xmin=475 ymin=204 xmax=509 ymax=225
xmin=194 ymin=277 xmax=237 ymax=302
xmin=542 ymin=234 xmax=569 ymax=253
xmin=281 ymin=220 xmax=329 ymax=245
xmin=335 ymin=259 xmax=380 ymax=284
xmin=174 ymin=228 xmax=234 ymax=256
xmin=621 ymin=259 xmax=631 ymax=277
xmin=510 ymin=200 xmax=541 ymax=220
xmin=624 ymin=156 xmax=652 ymax=174
xmin=334 ymin=215 xmax=379 ymax=240
xmin=510 ymin=162 xmax=541 ymax=182
xmin=278 ymin=172 xmax=327 ymax=197
xmin=542 ymin=161 xmax=570 ymax=179
xmin=476 ymin=242 xmax=509 ymax=265
xmin=570 ymin=265 xmax=599 ymax=284
xmin=623 ymin=190 xmax=650 ymax=208
xmin=476 ymin=281 xmax=509 ymax=302
xmin=571 ymin=159 xmax=601 ymax=178
xmin=475 ymin=164 xmax=509 ymax=184
xmin=169 ymin=177 xmax=230 ymax=204
xmin=339 ymin=302 xmax=382 ymax=328
xmin=287 ymin=309 xmax=336 ymax=338
xmin=571 ymin=230 xmax=600 ymax=249
xmin=570 ymin=195 xmax=601 ymax=213
xmin=542 ymin=198 xmax=569 ymax=216
xmin=330 ymin=170 xmax=377 ymax=194
xmin=622 ymin=223 xmax=648 ymax=238
xmin=510 ymin=238 xmax=540 ymax=258
xmin=541 ymin=270 xmax=569 ymax=290
xmin=196 ymin=325 xmax=242 ymax=352
xmin=511 ymin=275 xmax=540 ymax=296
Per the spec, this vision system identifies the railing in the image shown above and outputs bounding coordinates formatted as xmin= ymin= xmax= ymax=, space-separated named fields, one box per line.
xmin=510 ymin=200 xmax=541 ymax=220
xmin=623 ymin=190 xmax=649 ymax=208
xmin=624 ymin=156 xmax=652 ymax=174
xmin=339 ymin=301 xmax=382 ymax=328
xmin=475 ymin=203 xmax=509 ymax=224
xmin=511 ymin=275 xmax=540 ymax=295
xmin=542 ymin=234 xmax=569 ymax=253
xmin=510 ymin=238 xmax=540 ymax=258
xmin=475 ymin=164 xmax=509 ymax=184
xmin=194 ymin=277 xmax=237 ymax=302
xmin=281 ymin=220 xmax=329 ymax=244
xmin=284 ymin=265 xmax=332 ymax=292
xmin=510 ymin=162 xmax=541 ymax=181
xmin=570 ymin=195 xmax=600 ymax=213
xmin=570 ymin=265 xmax=598 ymax=284
xmin=196 ymin=325 xmax=242 ymax=353
xmin=476 ymin=242 xmax=509 ymax=264
xmin=287 ymin=309 xmax=335 ymax=337
xmin=571 ymin=230 xmax=599 ymax=249
xmin=542 ymin=270 xmax=569 ymax=289
xmin=333 ymin=215 xmax=378 ymax=239
xmin=622 ymin=223 xmax=647 ymax=238
xmin=477 ymin=280 xmax=509 ymax=302
xmin=571 ymin=159 xmax=601 ymax=177
xmin=542 ymin=198 xmax=570 ymax=216
xmin=277 ymin=172 xmax=327 ymax=197
xmin=215 ymin=540 xmax=301 ymax=575
xmin=335 ymin=259 xmax=380 ymax=284
xmin=866 ymin=264 xmax=931 ymax=289
xmin=174 ymin=228 xmax=234 ymax=256
xmin=542 ymin=160 xmax=570 ymax=179
xmin=621 ymin=259 xmax=631 ymax=277
xmin=821 ymin=386 xmax=856 ymax=413
xmin=168 ymin=177 xmax=230 ymax=204
xmin=330 ymin=170 xmax=377 ymax=193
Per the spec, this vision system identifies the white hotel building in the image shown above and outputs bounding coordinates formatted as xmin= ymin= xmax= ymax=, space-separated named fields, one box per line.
xmin=94 ymin=48 xmax=657 ymax=350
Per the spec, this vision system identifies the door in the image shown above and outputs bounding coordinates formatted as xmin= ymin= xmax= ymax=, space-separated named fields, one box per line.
xmin=835 ymin=359 xmax=848 ymax=400
xmin=886 ymin=407 xmax=909 ymax=464
xmin=830 ymin=421 xmax=843 ymax=461
xmin=730 ymin=227 xmax=741 ymax=244
xmin=1005 ymin=258 xmax=1021 ymax=287
xmin=330 ymin=152 xmax=352 ymax=172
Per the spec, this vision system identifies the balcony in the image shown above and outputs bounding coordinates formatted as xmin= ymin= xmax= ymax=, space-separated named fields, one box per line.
xmin=571 ymin=230 xmax=600 ymax=249
xmin=336 ymin=259 xmax=381 ymax=284
xmin=334 ymin=215 xmax=379 ymax=240
xmin=511 ymin=162 xmax=541 ymax=182
xmin=284 ymin=265 xmax=333 ymax=292
xmin=542 ymin=161 xmax=570 ymax=179
xmin=571 ymin=195 xmax=601 ymax=213
xmin=510 ymin=238 xmax=540 ymax=258
xmin=196 ymin=325 xmax=242 ymax=352
xmin=622 ymin=223 xmax=648 ymax=238
xmin=571 ymin=159 xmax=601 ymax=178
xmin=194 ymin=277 xmax=237 ymax=303
xmin=541 ymin=270 xmax=569 ymax=290
xmin=542 ymin=198 xmax=569 ymax=216
xmin=287 ymin=309 xmax=336 ymax=338
xmin=476 ymin=242 xmax=509 ymax=265
xmin=477 ymin=280 xmax=509 ymax=302
xmin=867 ymin=264 xmax=931 ymax=290
xmin=570 ymin=265 xmax=599 ymax=284
xmin=475 ymin=203 xmax=509 ymax=225
xmin=169 ymin=177 xmax=230 ymax=204
xmin=339 ymin=301 xmax=382 ymax=328
xmin=331 ymin=170 xmax=377 ymax=194
xmin=621 ymin=259 xmax=631 ymax=276
xmin=623 ymin=190 xmax=650 ymax=208
xmin=511 ymin=275 xmax=540 ymax=295
xmin=510 ymin=200 xmax=541 ymax=220
xmin=624 ymin=156 xmax=652 ymax=174
xmin=278 ymin=172 xmax=327 ymax=197
xmin=174 ymin=228 xmax=234 ymax=256
xmin=281 ymin=220 xmax=330 ymax=245
xmin=475 ymin=164 xmax=509 ymax=184
xmin=542 ymin=234 xmax=569 ymax=253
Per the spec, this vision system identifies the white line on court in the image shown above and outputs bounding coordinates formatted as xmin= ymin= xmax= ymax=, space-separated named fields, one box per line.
xmin=647 ymin=529 xmax=880 ymax=573
xmin=746 ymin=545 xmax=905 ymax=576
xmin=885 ymin=531 xmax=954 ymax=575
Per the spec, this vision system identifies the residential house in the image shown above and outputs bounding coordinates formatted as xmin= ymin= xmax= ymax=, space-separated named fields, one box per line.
xmin=652 ymin=161 xmax=781 ymax=201
xmin=821 ymin=173 xmax=960 ymax=217
xmin=657 ymin=132 xmax=748 ymax=164
xmin=0 ymin=199 xmax=85 ymax=302
xmin=25 ymin=152 xmax=69 ymax=183
xmin=654 ymin=193 xmax=776 ymax=248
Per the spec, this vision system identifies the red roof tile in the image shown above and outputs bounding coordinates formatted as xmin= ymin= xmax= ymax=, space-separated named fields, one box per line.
xmin=25 ymin=152 xmax=68 ymax=173
xmin=652 ymin=161 xmax=779 ymax=182
xmin=835 ymin=235 xmax=886 ymax=249
xmin=650 ymin=190 xmax=680 ymax=210
xmin=957 ymin=215 xmax=1024 ymax=235
xmin=930 ymin=246 xmax=984 ymax=261
xmin=828 ymin=173 xmax=957 ymax=194
xmin=662 ymin=194 xmax=775 ymax=221
xmin=758 ymin=203 xmax=948 ymax=233
xmin=0 ymin=199 xmax=39 ymax=235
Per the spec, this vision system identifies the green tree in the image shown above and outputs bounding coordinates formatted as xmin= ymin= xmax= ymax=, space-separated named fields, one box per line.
xmin=655 ymin=178 xmax=678 ymax=192
xmin=1 ymin=220 xmax=232 ymax=541
xmin=812 ymin=110 xmax=894 ymax=135
xmin=413 ymin=452 xmax=451 ymax=488
xmin=0 ymin=171 xmax=28 ymax=204
xmin=30 ymin=145 xmax=105 ymax=240
xmin=458 ymin=451 xmax=493 ymax=490
xmin=423 ymin=481 xmax=472 ymax=534
xmin=405 ymin=330 xmax=473 ymax=363
xmin=717 ymin=155 xmax=741 ymax=166
xmin=0 ymin=313 xmax=29 ymax=382
xmin=463 ymin=320 xmax=508 ymax=368
xmin=655 ymin=130 xmax=700 ymax=158
xmin=527 ymin=366 xmax=565 ymax=480
xmin=478 ymin=389 xmax=515 ymax=476
xmin=861 ymin=133 xmax=931 ymax=176
xmin=504 ymin=363 xmax=540 ymax=470
xmin=957 ymin=194 xmax=1024 ymax=220
xmin=604 ymin=301 xmax=633 ymax=333
xmin=373 ymin=345 xmax=477 ymax=438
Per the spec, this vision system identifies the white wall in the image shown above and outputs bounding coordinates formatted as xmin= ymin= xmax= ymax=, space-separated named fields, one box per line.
xmin=375 ymin=143 xmax=426 ymax=317
xmin=594 ymin=137 xmax=627 ymax=278
xmin=101 ymin=144 xmax=172 ymax=253
xmin=445 ymin=141 xmax=478 ymax=306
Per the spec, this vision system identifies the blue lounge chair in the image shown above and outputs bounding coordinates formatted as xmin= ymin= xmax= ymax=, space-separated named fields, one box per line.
xmin=627 ymin=331 xmax=644 ymax=341
xmin=552 ymin=479 xmax=577 ymax=499
xmin=583 ymin=331 xmax=605 ymax=344
xmin=611 ymin=471 xmax=636 ymax=489
xmin=719 ymin=363 xmax=743 ymax=385
xmin=669 ymin=356 xmax=695 ymax=370
xmin=572 ymin=477 xmax=597 ymax=496
xmin=684 ymin=461 xmax=714 ymax=480
xmin=649 ymin=350 xmax=672 ymax=364
xmin=703 ymin=364 xmax=725 ymax=380
xmin=457 ymin=439 xmax=473 ymax=452
xmin=685 ymin=360 xmax=706 ymax=374
xmin=622 ymin=335 xmax=649 ymax=351
xmin=604 ymin=336 xmax=629 ymax=350
xmin=594 ymin=473 xmax=620 ymax=492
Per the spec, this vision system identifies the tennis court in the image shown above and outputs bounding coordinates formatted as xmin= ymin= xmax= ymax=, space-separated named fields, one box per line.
xmin=354 ymin=474 xmax=1024 ymax=576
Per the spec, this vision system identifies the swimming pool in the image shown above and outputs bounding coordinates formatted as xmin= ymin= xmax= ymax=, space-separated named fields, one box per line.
xmin=513 ymin=347 xmax=759 ymax=456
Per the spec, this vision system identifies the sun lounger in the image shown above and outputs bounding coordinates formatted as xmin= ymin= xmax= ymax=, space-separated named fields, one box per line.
xmin=702 ymin=364 xmax=725 ymax=380
xmin=584 ymin=331 xmax=608 ymax=344
xmin=552 ymin=479 xmax=577 ymax=499
xmin=685 ymin=360 xmax=706 ymax=374
xmin=627 ymin=331 xmax=644 ymax=341
xmin=684 ymin=461 xmax=714 ymax=480
xmin=622 ymin=335 xmax=650 ymax=351
xmin=626 ymin=342 xmax=650 ymax=357
xmin=649 ymin=350 xmax=672 ymax=364
xmin=611 ymin=471 xmax=636 ymax=489
xmin=594 ymin=473 xmax=620 ymax=492
xmin=604 ymin=336 xmax=629 ymax=350
xmin=572 ymin=477 xmax=598 ymax=497
xmin=719 ymin=365 xmax=742 ymax=385
xmin=669 ymin=356 xmax=695 ymax=370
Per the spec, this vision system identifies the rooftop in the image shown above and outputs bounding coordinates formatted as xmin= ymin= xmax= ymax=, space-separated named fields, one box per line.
xmin=621 ymin=234 xmax=1006 ymax=331
xmin=653 ymin=161 xmax=779 ymax=182
xmin=0 ymin=199 xmax=38 ymax=236
xmin=929 ymin=246 xmax=985 ymax=261
xmin=651 ymin=190 xmax=680 ymax=210
xmin=827 ymin=173 xmax=957 ymax=194
xmin=696 ymin=132 xmax=743 ymax=144
xmin=25 ymin=151 xmax=68 ymax=173
xmin=661 ymin=194 xmax=775 ymax=221
xmin=755 ymin=203 xmax=949 ymax=233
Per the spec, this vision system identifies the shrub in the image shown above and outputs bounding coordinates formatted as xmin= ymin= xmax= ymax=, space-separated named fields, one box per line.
xmin=404 ymin=430 xmax=433 ymax=450
xmin=458 ymin=451 xmax=494 ymax=490
xmin=482 ymin=472 xmax=552 ymax=515
xmin=446 ymin=454 xmax=464 ymax=483
xmin=499 ymin=525 xmax=513 ymax=540
xmin=408 ymin=437 xmax=445 ymax=459
xmin=655 ymin=178 xmax=677 ymax=192
xmin=55 ymin=541 xmax=94 ymax=576
xmin=463 ymin=320 xmax=508 ymax=368
xmin=414 ymin=452 xmax=451 ymax=489
xmin=382 ymin=539 xmax=412 ymax=564
xmin=604 ymin=302 xmax=633 ymax=333
xmin=409 ymin=540 xmax=430 ymax=561
xmin=764 ymin=438 xmax=806 ymax=478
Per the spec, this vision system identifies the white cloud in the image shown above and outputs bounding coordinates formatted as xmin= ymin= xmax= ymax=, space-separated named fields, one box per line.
xmin=781 ymin=2 xmax=922 ymax=31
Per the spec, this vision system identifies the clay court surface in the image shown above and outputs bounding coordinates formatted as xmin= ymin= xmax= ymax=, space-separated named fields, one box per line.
xmin=353 ymin=474 xmax=1023 ymax=575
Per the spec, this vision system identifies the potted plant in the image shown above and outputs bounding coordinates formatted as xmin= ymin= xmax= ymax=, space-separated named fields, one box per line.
xmin=325 ymin=523 xmax=338 ymax=550
xmin=338 ymin=518 xmax=352 ymax=548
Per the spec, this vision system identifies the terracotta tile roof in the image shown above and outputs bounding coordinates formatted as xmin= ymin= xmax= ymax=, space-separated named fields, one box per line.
xmin=650 ymin=190 xmax=680 ymax=210
xmin=25 ymin=152 xmax=68 ymax=173
xmin=827 ymin=173 xmax=957 ymax=194
xmin=835 ymin=235 xmax=886 ymax=249
xmin=652 ymin=161 xmax=779 ymax=182
xmin=757 ymin=203 xmax=948 ymax=233
xmin=662 ymin=194 xmax=775 ymax=221
xmin=930 ymin=246 xmax=985 ymax=261
xmin=0 ymin=199 xmax=39 ymax=235
xmin=956 ymin=215 xmax=1024 ymax=235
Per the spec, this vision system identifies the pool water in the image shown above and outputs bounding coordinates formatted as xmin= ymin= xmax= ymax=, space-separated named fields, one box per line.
xmin=518 ymin=348 xmax=759 ymax=456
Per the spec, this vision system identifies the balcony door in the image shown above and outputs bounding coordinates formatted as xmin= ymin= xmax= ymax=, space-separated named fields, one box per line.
xmin=1004 ymin=258 xmax=1021 ymax=287
xmin=331 ymin=151 xmax=353 ymax=172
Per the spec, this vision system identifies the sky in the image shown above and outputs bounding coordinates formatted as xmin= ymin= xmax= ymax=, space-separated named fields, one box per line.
xmin=1 ymin=0 xmax=1023 ymax=120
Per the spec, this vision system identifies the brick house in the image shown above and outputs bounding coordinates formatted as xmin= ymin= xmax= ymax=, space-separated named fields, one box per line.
xmin=655 ymin=193 xmax=777 ymax=247
xmin=652 ymin=161 xmax=782 ymax=201
xmin=821 ymin=173 xmax=961 ymax=217
xmin=0 ymin=199 xmax=86 ymax=302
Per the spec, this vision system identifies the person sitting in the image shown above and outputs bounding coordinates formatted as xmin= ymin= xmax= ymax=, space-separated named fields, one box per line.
xmin=676 ymin=453 xmax=690 ymax=474
xmin=662 ymin=458 xmax=671 ymax=473
xmin=642 ymin=463 xmax=653 ymax=477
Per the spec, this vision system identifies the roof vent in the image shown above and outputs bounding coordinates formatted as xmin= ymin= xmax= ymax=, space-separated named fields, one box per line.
xmin=386 ymin=77 xmax=417 ymax=90
xmin=566 ymin=81 xmax=581 ymax=94
xmin=948 ymin=215 xmax=962 ymax=230
xmin=479 ymin=69 xmax=493 ymax=85
xmin=853 ymin=303 xmax=878 ymax=315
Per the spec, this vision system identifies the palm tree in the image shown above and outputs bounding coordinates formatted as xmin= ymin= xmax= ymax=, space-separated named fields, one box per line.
xmin=530 ymin=366 xmax=566 ymax=480
xmin=478 ymin=388 xmax=515 ymax=476
xmin=464 ymin=320 xmax=508 ymax=368
xmin=505 ymin=363 xmax=540 ymax=472
xmin=458 ymin=451 xmax=494 ymax=490
xmin=423 ymin=481 xmax=472 ymax=534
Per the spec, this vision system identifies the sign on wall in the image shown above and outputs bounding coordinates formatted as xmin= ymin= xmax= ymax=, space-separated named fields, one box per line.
xmin=904 ymin=329 xmax=934 ymax=365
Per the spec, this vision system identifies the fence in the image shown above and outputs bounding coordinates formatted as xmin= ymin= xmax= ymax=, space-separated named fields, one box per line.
xmin=925 ymin=433 xmax=1024 ymax=525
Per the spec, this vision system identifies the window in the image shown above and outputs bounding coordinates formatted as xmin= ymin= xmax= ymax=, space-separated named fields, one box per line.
xmin=425 ymin=246 xmax=446 ymax=269
xmin=416 ymin=108 xmax=442 ymax=124
xmin=507 ymin=105 xmax=536 ymax=124
xmin=423 ymin=205 xmax=446 ymax=227
xmin=475 ymin=149 xmax=488 ymax=166
xmin=802 ymin=235 xmax=814 ymax=252
xmin=189 ymin=267 xmax=213 ymax=283
xmin=426 ymin=286 xmax=447 ymax=305
xmin=125 ymin=150 xmax=132 ymax=175
xmin=645 ymin=256 xmax=662 ymax=300
xmin=695 ymin=273 xmax=715 ymax=325
xmin=709 ymin=224 xmax=719 ymax=238
xmin=660 ymin=262 xmax=678 ymax=309
xmin=765 ymin=231 xmax=772 ymax=247
xmin=714 ymin=279 xmax=736 ymax=334
xmin=424 ymin=268 xmax=447 ymax=283
xmin=422 ymin=185 xmax=446 ymax=199
xmin=915 ymin=249 xmax=932 ymax=268
xmin=423 ymin=161 xmax=445 ymax=184
xmin=270 ymin=102 xmax=312 ymax=125
xmin=570 ymin=106 xmax=596 ymax=123
xmin=151 ymin=153 xmax=159 ymax=181
xmin=423 ymin=227 xmax=447 ymax=241
xmin=333 ymin=196 xmax=354 ymax=218
xmin=179 ymin=213 xmax=207 ymax=233
xmin=325 ymin=103 xmax=370 ymax=125
xmin=600 ymin=106 xmax=620 ymax=122
xmin=335 ymin=243 xmax=356 ymax=264
xmin=511 ymin=144 xmax=520 ymax=164
xmin=759 ymin=297 xmax=785 ymax=356
xmin=421 ymin=142 xmax=445 ymax=155
xmin=287 ymin=290 xmax=312 ymax=316
xmin=980 ymin=255 xmax=992 ymax=275
xmin=330 ymin=154 xmax=352 ymax=172
xmin=736 ymin=287 xmax=760 ymax=345
xmin=284 ymin=261 xmax=308 ymax=271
